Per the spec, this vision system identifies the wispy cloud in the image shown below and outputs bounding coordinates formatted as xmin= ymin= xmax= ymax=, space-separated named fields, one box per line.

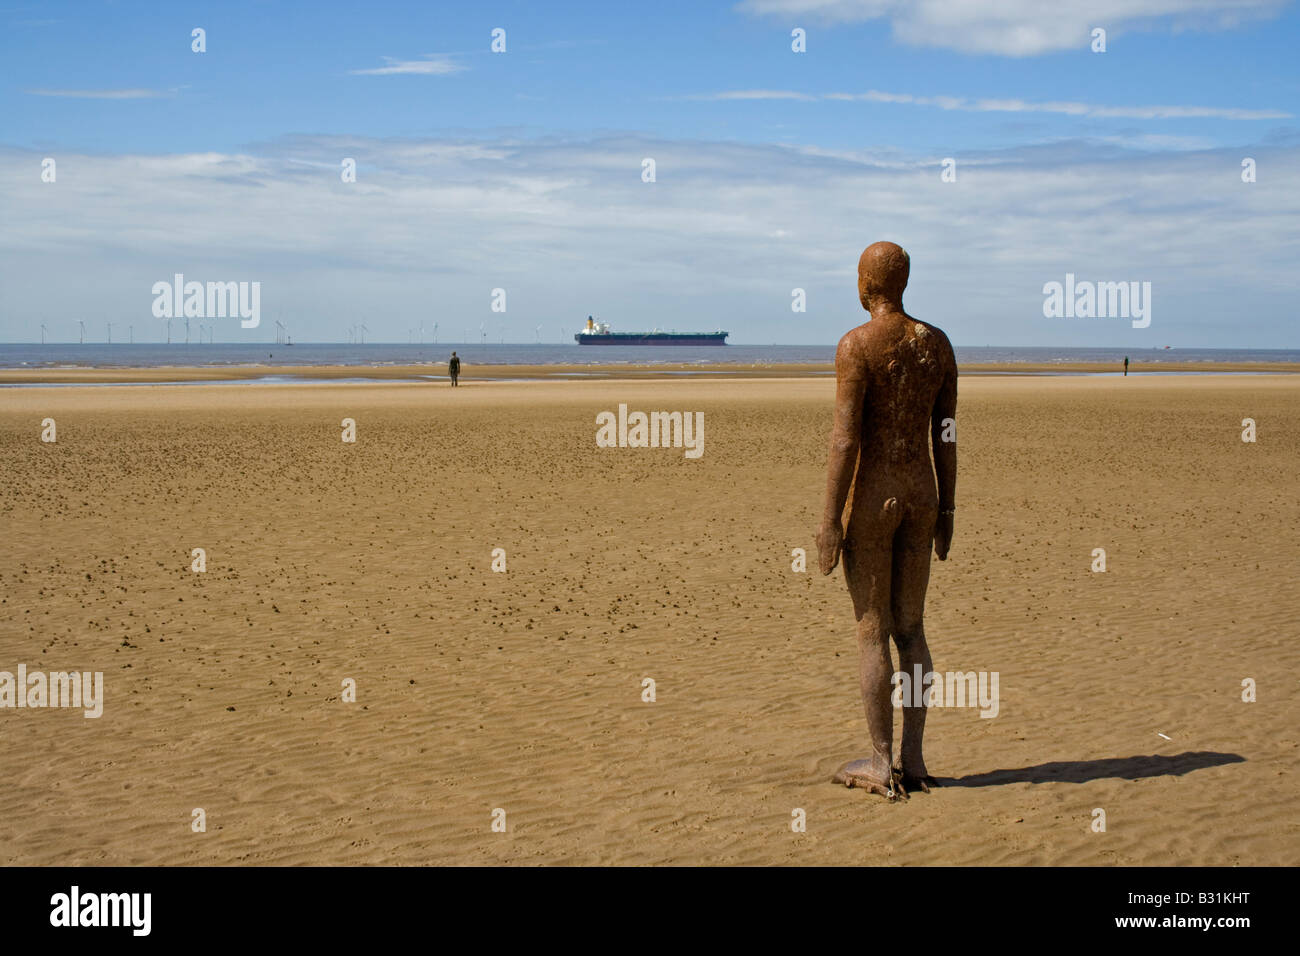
xmin=736 ymin=0 xmax=1288 ymax=56
xmin=691 ymin=89 xmax=1292 ymax=120
xmin=3 ymin=133 xmax=1297 ymax=345
xmin=690 ymin=90 xmax=818 ymax=101
xmin=26 ymin=88 xmax=169 ymax=99
xmin=349 ymin=55 xmax=465 ymax=76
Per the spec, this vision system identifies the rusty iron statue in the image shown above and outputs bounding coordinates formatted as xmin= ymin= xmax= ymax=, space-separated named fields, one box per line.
xmin=817 ymin=242 xmax=957 ymax=799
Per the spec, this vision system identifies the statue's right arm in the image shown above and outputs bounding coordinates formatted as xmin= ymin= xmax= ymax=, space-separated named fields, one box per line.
xmin=817 ymin=336 xmax=867 ymax=574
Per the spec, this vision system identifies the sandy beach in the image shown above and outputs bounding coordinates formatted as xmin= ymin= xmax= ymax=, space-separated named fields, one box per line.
xmin=1 ymin=373 xmax=1296 ymax=866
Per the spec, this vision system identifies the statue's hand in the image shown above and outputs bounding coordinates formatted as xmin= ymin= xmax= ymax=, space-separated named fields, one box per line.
xmin=934 ymin=512 xmax=953 ymax=561
xmin=816 ymin=521 xmax=843 ymax=575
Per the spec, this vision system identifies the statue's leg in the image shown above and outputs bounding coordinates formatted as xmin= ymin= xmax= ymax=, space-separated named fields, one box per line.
xmin=890 ymin=510 xmax=938 ymax=793
xmin=831 ymin=522 xmax=899 ymax=798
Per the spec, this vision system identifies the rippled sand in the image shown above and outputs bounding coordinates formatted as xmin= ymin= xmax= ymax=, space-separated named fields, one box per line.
xmin=1 ymin=375 xmax=1296 ymax=865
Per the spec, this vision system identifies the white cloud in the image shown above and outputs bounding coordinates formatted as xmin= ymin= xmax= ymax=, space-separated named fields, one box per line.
xmin=819 ymin=90 xmax=1291 ymax=120
xmin=349 ymin=55 xmax=465 ymax=76
xmin=736 ymin=0 xmax=1287 ymax=55
xmin=1 ymin=134 xmax=1296 ymax=346
xmin=690 ymin=90 xmax=818 ymax=101
xmin=692 ymin=88 xmax=1292 ymax=120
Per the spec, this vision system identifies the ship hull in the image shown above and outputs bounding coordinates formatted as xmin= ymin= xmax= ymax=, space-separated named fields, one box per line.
xmin=575 ymin=332 xmax=728 ymax=345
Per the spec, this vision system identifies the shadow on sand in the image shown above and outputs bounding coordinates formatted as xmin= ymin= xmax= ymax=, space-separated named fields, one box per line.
xmin=937 ymin=751 xmax=1245 ymax=788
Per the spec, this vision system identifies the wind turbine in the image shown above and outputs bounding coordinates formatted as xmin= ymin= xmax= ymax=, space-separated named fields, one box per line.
xmin=275 ymin=320 xmax=286 ymax=346
xmin=185 ymin=316 xmax=191 ymax=344
xmin=432 ymin=322 xmax=438 ymax=344
xmin=78 ymin=320 xmax=85 ymax=344
xmin=359 ymin=323 xmax=369 ymax=345
xmin=129 ymin=325 xmax=134 ymax=344
xmin=417 ymin=322 xmax=424 ymax=345
xmin=535 ymin=325 xmax=542 ymax=343
xmin=40 ymin=322 xmax=47 ymax=344
xmin=165 ymin=318 xmax=172 ymax=344
xmin=480 ymin=322 xmax=486 ymax=344
xmin=106 ymin=322 xmax=113 ymax=344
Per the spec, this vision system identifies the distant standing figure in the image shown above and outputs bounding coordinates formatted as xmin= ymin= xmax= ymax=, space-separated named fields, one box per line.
xmin=1123 ymin=355 xmax=1129 ymax=377
xmin=449 ymin=351 xmax=460 ymax=387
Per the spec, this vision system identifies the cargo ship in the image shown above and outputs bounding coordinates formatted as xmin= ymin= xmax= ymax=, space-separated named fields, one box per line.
xmin=575 ymin=316 xmax=728 ymax=346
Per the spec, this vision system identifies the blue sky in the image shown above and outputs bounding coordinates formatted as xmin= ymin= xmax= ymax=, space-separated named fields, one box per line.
xmin=2 ymin=0 xmax=1298 ymax=345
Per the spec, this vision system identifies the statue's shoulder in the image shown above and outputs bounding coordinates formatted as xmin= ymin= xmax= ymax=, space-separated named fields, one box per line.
xmin=909 ymin=315 xmax=951 ymax=344
xmin=910 ymin=316 xmax=956 ymax=366
xmin=834 ymin=324 xmax=875 ymax=372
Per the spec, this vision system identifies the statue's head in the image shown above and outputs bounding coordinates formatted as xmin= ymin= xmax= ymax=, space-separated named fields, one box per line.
xmin=858 ymin=241 xmax=910 ymax=311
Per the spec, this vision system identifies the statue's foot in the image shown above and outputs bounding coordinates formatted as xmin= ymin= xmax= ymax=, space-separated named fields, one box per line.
xmin=898 ymin=772 xmax=938 ymax=794
xmin=891 ymin=760 xmax=938 ymax=795
xmin=832 ymin=757 xmax=901 ymax=800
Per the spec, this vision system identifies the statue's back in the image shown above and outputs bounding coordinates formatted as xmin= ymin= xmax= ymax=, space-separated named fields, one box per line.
xmin=854 ymin=316 xmax=954 ymax=468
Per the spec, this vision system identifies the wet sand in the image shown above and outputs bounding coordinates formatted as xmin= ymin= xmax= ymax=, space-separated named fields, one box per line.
xmin=2 ymin=360 xmax=1299 ymax=385
xmin=1 ymin=374 xmax=1296 ymax=865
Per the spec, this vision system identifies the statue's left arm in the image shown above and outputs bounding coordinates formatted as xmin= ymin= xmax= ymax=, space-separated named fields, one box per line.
xmin=931 ymin=345 xmax=957 ymax=560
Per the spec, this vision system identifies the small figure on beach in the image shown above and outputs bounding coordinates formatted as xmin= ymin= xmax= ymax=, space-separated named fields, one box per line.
xmin=816 ymin=241 xmax=957 ymax=800
xmin=449 ymin=351 xmax=460 ymax=387
xmin=1124 ymin=355 xmax=1129 ymax=377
